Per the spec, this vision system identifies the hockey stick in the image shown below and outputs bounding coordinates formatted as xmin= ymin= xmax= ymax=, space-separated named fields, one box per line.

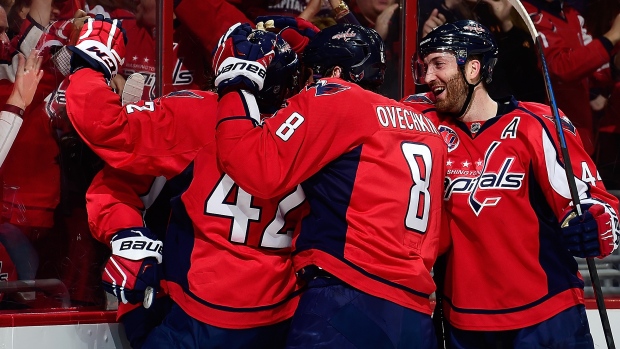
xmin=506 ymin=1 xmax=616 ymax=347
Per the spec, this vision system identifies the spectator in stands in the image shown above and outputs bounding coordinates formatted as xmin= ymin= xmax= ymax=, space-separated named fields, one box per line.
xmin=584 ymin=0 xmax=620 ymax=190
xmin=0 ymin=0 xmax=108 ymax=308
xmin=0 ymin=49 xmax=43 ymax=301
xmin=522 ymin=0 xmax=620 ymax=155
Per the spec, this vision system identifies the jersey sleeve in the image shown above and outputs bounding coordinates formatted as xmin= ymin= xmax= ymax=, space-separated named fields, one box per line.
xmin=216 ymin=81 xmax=378 ymax=198
xmin=86 ymin=165 xmax=153 ymax=244
xmin=66 ymin=69 xmax=216 ymax=178
xmin=528 ymin=105 xmax=620 ymax=253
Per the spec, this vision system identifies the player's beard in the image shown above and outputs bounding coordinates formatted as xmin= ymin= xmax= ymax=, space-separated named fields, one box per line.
xmin=434 ymin=72 xmax=468 ymax=115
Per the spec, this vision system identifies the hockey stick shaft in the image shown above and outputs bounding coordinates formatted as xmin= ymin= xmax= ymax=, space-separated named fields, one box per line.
xmin=507 ymin=1 xmax=615 ymax=347
xmin=538 ymin=38 xmax=615 ymax=349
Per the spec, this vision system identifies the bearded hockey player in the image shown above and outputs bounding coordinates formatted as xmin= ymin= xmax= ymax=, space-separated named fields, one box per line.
xmin=404 ymin=19 xmax=620 ymax=348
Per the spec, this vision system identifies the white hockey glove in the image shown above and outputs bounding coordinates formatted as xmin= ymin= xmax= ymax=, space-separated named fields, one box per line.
xmin=68 ymin=14 xmax=127 ymax=80
xmin=212 ymin=23 xmax=276 ymax=96
xmin=102 ymin=227 xmax=162 ymax=305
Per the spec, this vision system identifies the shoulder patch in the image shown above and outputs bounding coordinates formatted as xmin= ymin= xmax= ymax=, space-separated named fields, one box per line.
xmin=542 ymin=114 xmax=576 ymax=135
xmin=438 ymin=125 xmax=460 ymax=152
xmin=403 ymin=93 xmax=434 ymax=104
xmin=165 ymin=90 xmax=203 ymax=99
xmin=307 ymin=80 xmax=350 ymax=96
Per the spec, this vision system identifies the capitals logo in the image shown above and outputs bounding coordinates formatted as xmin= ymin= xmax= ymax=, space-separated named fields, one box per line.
xmin=439 ymin=125 xmax=459 ymax=152
xmin=307 ymin=80 xmax=350 ymax=96
xmin=444 ymin=141 xmax=525 ymax=215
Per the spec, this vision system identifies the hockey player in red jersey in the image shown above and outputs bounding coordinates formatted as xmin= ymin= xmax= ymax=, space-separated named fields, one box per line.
xmin=213 ymin=22 xmax=448 ymax=348
xmin=406 ymin=20 xmax=620 ymax=348
xmin=65 ymin=16 xmax=307 ymax=349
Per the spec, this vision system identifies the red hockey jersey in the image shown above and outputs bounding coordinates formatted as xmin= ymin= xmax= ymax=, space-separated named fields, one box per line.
xmin=66 ymin=69 xmax=307 ymax=328
xmin=403 ymin=93 xmax=620 ymax=330
xmin=216 ymin=79 xmax=448 ymax=315
xmin=523 ymin=1 xmax=614 ymax=154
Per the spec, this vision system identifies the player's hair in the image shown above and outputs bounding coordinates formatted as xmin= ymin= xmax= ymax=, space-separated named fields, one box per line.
xmin=302 ymin=23 xmax=386 ymax=89
xmin=248 ymin=30 xmax=300 ymax=114
xmin=418 ymin=20 xmax=498 ymax=84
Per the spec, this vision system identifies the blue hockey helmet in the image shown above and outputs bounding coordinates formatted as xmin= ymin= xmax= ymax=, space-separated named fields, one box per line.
xmin=248 ymin=30 xmax=301 ymax=114
xmin=302 ymin=23 xmax=386 ymax=89
xmin=415 ymin=20 xmax=498 ymax=84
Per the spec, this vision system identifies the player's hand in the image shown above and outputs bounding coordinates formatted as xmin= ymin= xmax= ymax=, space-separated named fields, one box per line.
xmin=68 ymin=14 xmax=127 ymax=80
xmin=561 ymin=204 xmax=615 ymax=258
xmin=212 ymin=23 xmax=276 ymax=95
xmin=102 ymin=227 xmax=162 ymax=305
xmin=255 ymin=16 xmax=319 ymax=54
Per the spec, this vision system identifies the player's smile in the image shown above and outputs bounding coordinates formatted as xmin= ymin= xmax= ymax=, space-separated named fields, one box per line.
xmin=430 ymin=83 xmax=446 ymax=98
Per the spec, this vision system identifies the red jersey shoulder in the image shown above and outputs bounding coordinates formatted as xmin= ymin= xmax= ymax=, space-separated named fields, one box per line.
xmin=401 ymin=93 xmax=441 ymax=126
xmin=402 ymin=92 xmax=435 ymax=106
xmin=516 ymin=101 xmax=578 ymax=137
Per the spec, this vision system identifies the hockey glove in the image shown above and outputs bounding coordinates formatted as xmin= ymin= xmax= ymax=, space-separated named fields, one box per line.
xmin=102 ymin=227 xmax=162 ymax=305
xmin=212 ymin=22 xmax=276 ymax=95
xmin=68 ymin=14 xmax=127 ymax=81
xmin=255 ymin=16 xmax=319 ymax=54
xmin=561 ymin=204 xmax=615 ymax=258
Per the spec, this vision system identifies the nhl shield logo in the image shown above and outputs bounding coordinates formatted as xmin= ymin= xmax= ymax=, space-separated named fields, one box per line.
xmin=439 ymin=125 xmax=459 ymax=152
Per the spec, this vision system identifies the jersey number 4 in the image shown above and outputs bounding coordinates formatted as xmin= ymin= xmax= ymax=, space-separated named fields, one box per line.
xmin=205 ymin=174 xmax=305 ymax=248
xmin=402 ymin=142 xmax=432 ymax=234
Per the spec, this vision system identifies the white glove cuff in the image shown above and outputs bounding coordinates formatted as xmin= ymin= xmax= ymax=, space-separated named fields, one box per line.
xmin=580 ymin=198 xmax=620 ymax=253
xmin=215 ymin=56 xmax=266 ymax=91
xmin=111 ymin=236 xmax=163 ymax=263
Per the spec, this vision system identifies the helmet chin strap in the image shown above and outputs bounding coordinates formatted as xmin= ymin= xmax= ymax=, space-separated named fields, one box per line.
xmin=456 ymin=66 xmax=483 ymax=118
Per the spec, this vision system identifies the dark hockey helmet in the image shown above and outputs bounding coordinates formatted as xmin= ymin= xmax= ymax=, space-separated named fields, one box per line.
xmin=302 ymin=23 xmax=386 ymax=89
xmin=248 ymin=30 xmax=301 ymax=114
xmin=414 ymin=20 xmax=498 ymax=84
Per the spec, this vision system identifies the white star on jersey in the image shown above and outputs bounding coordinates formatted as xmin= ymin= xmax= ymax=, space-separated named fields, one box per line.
xmin=462 ymin=160 xmax=471 ymax=168
xmin=447 ymin=159 xmax=454 ymax=166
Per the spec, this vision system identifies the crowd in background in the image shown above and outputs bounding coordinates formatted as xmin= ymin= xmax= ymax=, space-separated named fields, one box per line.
xmin=0 ymin=0 xmax=616 ymax=320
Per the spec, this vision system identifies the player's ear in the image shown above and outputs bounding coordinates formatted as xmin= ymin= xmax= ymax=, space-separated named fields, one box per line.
xmin=465 ymin=59 xmax=482 ymax=84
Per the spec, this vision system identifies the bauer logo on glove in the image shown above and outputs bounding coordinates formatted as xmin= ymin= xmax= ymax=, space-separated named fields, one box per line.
xmin=212 ymin=23 xmax=278 ymax=95
xmin=102 ymin=227 xmax=162 ymax=305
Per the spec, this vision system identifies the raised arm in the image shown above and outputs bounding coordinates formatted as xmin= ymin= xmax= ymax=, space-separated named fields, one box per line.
xmin=0 ymin=49 xmax=43 ymax=166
